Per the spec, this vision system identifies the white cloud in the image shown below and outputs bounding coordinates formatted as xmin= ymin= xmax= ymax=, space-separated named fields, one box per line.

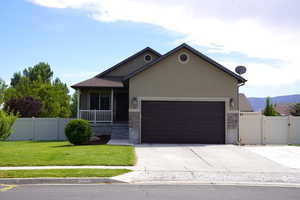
xmin=29 ymin=0 xmax=300 ymax=86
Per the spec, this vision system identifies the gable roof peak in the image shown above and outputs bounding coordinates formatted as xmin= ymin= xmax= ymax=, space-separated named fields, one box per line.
xmin=124 ymin=43 xmax=247 ymax=83
xmin=96 ymin=46 xmax=161 ymax=78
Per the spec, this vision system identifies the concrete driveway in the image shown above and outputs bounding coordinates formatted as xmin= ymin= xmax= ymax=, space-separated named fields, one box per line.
xmin=133 ymin=144 xmax=291 ymax=172
xmin=115 ymin=144 xmax=300 ymax=184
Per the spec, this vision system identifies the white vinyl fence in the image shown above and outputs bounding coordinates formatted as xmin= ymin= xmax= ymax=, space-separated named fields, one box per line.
xmin=9 ymin=118 xmax=74 ymax=141
xmin=239 ymin=112 xmax=300 ymax=145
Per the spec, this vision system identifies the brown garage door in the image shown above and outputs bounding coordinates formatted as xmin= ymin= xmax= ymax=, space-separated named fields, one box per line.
xmin=141 ymin=101 xmax=225 ymax=144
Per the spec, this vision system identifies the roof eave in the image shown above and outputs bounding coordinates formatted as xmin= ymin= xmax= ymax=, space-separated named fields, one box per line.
xmin=71 ymin=85 xmax=124 ymax=89
xmin=124 ymin=43 xmax=247 ymax=83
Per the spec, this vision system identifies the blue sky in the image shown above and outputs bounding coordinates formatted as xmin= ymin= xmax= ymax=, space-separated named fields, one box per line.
xmin=1 ymin=0 xmax=300 ymax=97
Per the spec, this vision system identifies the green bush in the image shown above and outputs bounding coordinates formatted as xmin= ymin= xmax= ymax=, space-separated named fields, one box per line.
xmin=0 ymin=110 xmax=17 ymax=140
xmin=65 ymin=119 xmax=92 ymax=145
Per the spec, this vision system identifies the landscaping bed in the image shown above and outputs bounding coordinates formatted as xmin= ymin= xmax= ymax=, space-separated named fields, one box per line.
xmin=0 ymin=141 xmax=136 ymax=166
xmin=0 ymin=169 xmax=131 ymax=178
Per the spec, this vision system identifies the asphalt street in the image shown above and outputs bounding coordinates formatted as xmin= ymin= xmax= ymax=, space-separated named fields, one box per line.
xmin=1 ymin=184 xmax=300 ymax=200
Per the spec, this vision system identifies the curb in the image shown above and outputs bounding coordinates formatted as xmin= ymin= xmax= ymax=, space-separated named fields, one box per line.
xmin=0 ymin=178 xmax=127 ymax=185
xmin=128 ymin=181 xmax=300 ymax=188
xmin=2 ymin=178 xmax=300 ymax=188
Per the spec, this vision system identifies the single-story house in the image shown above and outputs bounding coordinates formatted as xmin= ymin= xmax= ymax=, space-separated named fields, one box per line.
xmin=72 ymin=43 xmax=247 ymax=144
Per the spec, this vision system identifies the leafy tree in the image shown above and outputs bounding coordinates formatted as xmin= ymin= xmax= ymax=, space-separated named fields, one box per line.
xmin=0 ymin=110 xmax=17 ymax=141
xmin=4 ymin=96 xmax=41 ymax=117
xmin=263 ymin=97 xmax=278 ymax=116
xmin=10 ymin=72 xmax=22 ymax=87
xmin=291 ymin=103 xmax=300 ymax=116
xmin=70 ymin=91 xmax=78 ymax=118
xmin=10 ymin=62 xmax=53 ymax=86
xmin=0 ymin=78 xmax=7 ymax=105
xmin=5 ymin=63 xmax=71 ymax=118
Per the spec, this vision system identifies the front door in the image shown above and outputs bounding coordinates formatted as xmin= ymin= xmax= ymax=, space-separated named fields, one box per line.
xmin=115 ymin=93 xmax=129 ymax=122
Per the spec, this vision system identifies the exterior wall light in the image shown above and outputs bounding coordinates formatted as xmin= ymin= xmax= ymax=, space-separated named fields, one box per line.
xmin=132 ymin=97 xmax=138 ymax=107
xmin=230 ymin=98 xmax=235 ymax=109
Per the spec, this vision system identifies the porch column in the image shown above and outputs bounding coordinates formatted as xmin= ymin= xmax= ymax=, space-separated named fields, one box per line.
xmin=111 ymin=88 xmax=114 ymax=123
xmin=77 ymin=89 xmax=80 ymax=119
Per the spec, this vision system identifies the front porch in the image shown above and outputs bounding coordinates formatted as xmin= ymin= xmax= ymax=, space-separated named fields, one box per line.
xmin=77 ymin=88 xmax=129 ymax=124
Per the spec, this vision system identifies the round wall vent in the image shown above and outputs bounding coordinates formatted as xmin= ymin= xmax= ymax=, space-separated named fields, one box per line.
xmin=178 ymin=52 xmax=190 ymax=64
xmin=144 ymin=54 xmax=152 ymax=62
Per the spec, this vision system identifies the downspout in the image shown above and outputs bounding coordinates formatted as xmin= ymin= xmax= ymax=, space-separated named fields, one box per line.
xmin=237 ymin=82 xmax=245 ymax=145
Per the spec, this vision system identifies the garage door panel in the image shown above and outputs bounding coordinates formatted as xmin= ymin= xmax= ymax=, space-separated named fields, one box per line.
xmin=141 ymin=101 xmax=225 ymax=144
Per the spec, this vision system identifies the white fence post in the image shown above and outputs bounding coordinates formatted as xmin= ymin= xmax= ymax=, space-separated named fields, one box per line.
xmin=288 ymin=115 xmax=291 ymax=145
xmin=262 ymin=115 xmax=265 ymax=145
xmin=32 ymin=117 xmax=36 ymax=141
xmin=57 ymin=118 xmax=60 ymax=140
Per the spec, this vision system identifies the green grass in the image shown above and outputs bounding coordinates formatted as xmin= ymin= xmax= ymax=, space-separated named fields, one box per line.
xmin=0 ymin=141 xmax=136 ymax=166
xmin=0 ymin=169 xmax=131 ymax=178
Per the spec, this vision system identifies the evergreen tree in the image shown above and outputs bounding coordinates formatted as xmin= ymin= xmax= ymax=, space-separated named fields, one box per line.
xmin=263 ymin=97 xmax=278 ymax=116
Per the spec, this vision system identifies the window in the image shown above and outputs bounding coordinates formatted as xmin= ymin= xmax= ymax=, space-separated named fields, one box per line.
xmin=90 ymin=93 xmax=100 ymax=110
xmin=144 ymin=54 xmax=152 ymax=62
xmin=90 ymin=93 xmax=111 ymax=110
xmin=100 ymin=95 xmax=110 ymax=110
xmin=178 ymin=52 xmax=190 ymax=64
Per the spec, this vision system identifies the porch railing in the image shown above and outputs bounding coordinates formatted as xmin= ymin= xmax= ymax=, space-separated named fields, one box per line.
xmin=79 ymin=110 xmax=112 ymax=123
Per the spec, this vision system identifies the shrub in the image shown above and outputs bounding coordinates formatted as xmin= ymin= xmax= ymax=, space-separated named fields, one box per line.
xmin=4 ymin=96 xmax=41 ymax=117
xmin=65 ymin=119 xmax=92 ymax=145
xmin=0 ymin=110 xmax=17 ymax=140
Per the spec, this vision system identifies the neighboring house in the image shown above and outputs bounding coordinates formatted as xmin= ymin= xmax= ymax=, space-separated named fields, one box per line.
xmin=239 ymin=93 xmax=253 ymax=112
xmin=274 ymin=104 xmax=293 ymax=116
xmin=72 ymin=43 xmax=246 ymax=144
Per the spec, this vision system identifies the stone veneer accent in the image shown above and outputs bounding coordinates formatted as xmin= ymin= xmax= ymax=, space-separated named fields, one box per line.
xmin=226 ymin=112 xmax=239 ymax=144
xmin=129 ymin=111 xmax=140 ymax=143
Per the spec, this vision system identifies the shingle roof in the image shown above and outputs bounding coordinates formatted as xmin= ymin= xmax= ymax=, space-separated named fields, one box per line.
xmin=71 ymin=77 xmax=123 ymax=89
xmin=124 ymin=43 xmax=247 ymax=83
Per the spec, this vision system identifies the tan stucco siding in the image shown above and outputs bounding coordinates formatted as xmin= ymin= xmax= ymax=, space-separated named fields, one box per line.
xmin=129 ymin=49 xmax=238 ymax=109
xmin=106 ymin=51 xmax=159 ymax=77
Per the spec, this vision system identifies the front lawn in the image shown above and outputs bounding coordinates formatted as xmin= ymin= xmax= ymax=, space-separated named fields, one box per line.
xmin=0 ymin=169 xmax=131 ymax=178
xmin=0 ymin=141 xmax=135 ymax=166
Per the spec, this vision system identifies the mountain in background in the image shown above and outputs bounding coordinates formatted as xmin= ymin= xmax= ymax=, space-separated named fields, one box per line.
xmin=248 ymin=94 xmax=300 ymax=111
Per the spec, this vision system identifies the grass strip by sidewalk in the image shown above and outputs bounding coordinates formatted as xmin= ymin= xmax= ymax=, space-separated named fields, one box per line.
xmin=0 ymin=141 xmax=136 ymax=166
xmin=0 ymin=169 xmax=132 ymax=178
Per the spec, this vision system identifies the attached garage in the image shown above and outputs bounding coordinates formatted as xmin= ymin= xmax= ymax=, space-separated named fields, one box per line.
xmin=141 ymin=101 xmax=225 ymax=144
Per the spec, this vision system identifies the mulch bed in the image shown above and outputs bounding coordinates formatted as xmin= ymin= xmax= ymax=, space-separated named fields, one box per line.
xmin=87 ymin=135 xmax=111 ymax=145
